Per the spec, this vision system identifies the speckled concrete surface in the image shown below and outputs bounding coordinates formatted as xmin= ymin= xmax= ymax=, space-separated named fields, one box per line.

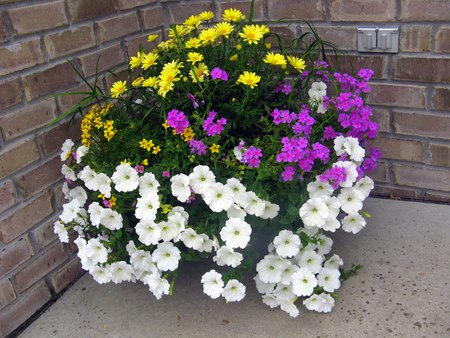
xmin=19 ymin=198 xmax=450 ymax=338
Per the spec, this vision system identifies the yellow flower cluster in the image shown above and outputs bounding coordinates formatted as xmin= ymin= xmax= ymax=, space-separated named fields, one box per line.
xmin=103 ymin=120 xmax=116 ymax=141
xmin=139 ymin=138 xmax=154 ymax=151
xmin=81 ymin=104 xmax=113 ymax=145
xmin=182 ymin=127 xmax=195 ymax=141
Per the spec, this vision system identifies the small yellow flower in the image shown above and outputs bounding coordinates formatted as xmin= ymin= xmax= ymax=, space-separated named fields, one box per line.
xmin=199 ymin=11 xmax=214 ymax=21
xmin=287 ymin=55 xmax=306 ymax=73
xmin=120 ymin=159 xmax=130 ymax=164
xmin=210 ymin=143 xmax=220 ymax=153
xmin=236 ymin=44 xmax=242 ymax=51
xmin=263 ymin=52 xmax=287 ymax=67
xmin=110 ymin=81 xmax=127 ymax=98
xmin=223 ymin=8 xmax=245 ymax=22
xmin=108 ymin=196 xmax=117 ymax=208
xmin=162 ymin=120 xmax=170 ymax=129
xmin=141 ymin=159 xmax=149 ymax=166
xmin=132 ymin=77 xmax=145 ymax=87
xmin=185 ymin=37 xmax=202 ymax=49
xmin=214 ymin=22 xmax=234 ymax=38
xmin=139 ymin=138 xmax=154 ymax=151
xmin=265 ymin=42 xmax=272 ymax=49
xmin=147 ymin=34 xmax=158 ymax=42
xmin=98 ymin=193 xmax=105 ymax=200
xmin=142 ymin=77 xmax=158 ymax=88
xmin=239 ymin=25 xmax=263 ymax=44
xmin=229 ymin=54 xmax=238 ymax=61
xmin=161 ymin=204 xmax=172 ymax=214
xmin=141 ymin=52 xmax=159 ymax=70
xmin=129 ymin=52 xmax=144 ymax=70
xmin=187 ymin=52 xmax=204 ymax=64
xmin=103 ymin=120 xmax=116 ymax=141
xmin=237 ymin=71 xmax=261 ymax=89
xmin=199 ymin=28 xmax=218 ymax=44
xmin=152 ymin=145 xmax=161 ymax=154
xmin=259 ymin=24 xmax=270 ymax=35
xmin=182 ymin=127 xmax=195 ymax=141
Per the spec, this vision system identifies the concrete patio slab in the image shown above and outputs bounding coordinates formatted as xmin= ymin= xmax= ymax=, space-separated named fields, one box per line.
xmin=18 ymin=198 xmax=450 ymax=337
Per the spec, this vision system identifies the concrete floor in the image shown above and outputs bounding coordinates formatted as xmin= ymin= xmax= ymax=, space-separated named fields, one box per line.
xmin=19 ymin=198 xmax=450 ymax=338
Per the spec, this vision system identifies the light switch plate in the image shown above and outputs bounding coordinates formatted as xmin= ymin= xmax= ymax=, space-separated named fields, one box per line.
xmin=358 ymin=27 xmax=399 ymax=53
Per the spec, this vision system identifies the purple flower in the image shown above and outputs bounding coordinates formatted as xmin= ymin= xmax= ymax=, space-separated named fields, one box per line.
xmin=358 ymin=68 xmax=374 ymax=81
xmin=211 ymin=67 xmax=228 ymax=81
xmin=281 ymin=166 xmax=296 ymax=181
xmin=167 ymin=109 xmax=189 ymax=134
xmin=242 ymin=146 xmax=263 ymax=168
xmin=188 ymin=139 xmax=207 ymax=155
xmin=202 ymin=111 xmax=227 ymax=136
xmin=187 ymin=93 xmax=199 ymax=108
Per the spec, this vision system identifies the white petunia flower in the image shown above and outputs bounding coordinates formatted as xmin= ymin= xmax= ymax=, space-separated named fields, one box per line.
xmin=317 ymin=268 xmax=341 ymax=292
xmin=180 ymin=228 xmax=203 ymax=250
xmin=130 ymin=249 xmax=154 ymax=272
xmin=112 ymin=163 xmax=139 ymax=192
xmin=163 ymin=212 xmax=187 ymax=242
xmin=88 ymin=202 xmax=103 ymax=227
xmin=260 ymin=201 xmax=280 ymax=219
xmin=139 ymin=172 xmax=160 ymax=196
xmin=324 ymin=254 xmax=344 ymax=270
xmin=296 ymin=249 xmax=324 ymax=274
xmin=341 ymin=213 xmax=366 ymax=234
xmin=219 ymin=218 xmax=252 ymax=249
xmin=279 ymin=298 xmax=300 ymax=318
xmin=213 ymin=246 xmax=243 ymax=267
xmin=354 ymin=176 xmax=374 ymax=198
xmin=222 ymin=279 xmax=246 ymax=302
xmin=226 ymin=178 xmax=247 ymax=206
xmin=256 ymin=255 xmax=284 ymax=284
xmin=316 ymin=234 xmax=333 ymax=255
xmin=152 ymin=242 xmax=181 ymax=271
xmin=53 ymin=221 xmax=69 ymax=243
xmin=68 ymin=186 xmax=88 ymax=206
xmin=85 ymin=237 xmax=108 ymax=264
xmin=168 ymin=206 xmax=189 ymax=222
xmin=242 ymin=191 xmax=265 ymax=216
xmin=204 ymin=183 xmax=234 ymax=213
xmin=144 ymin=273 xmax=170 ymax=300
xmin=338 ymin=187 xmax=364 ymax=214
xmin=307 ymin=178 xmax=333 ymax=199
xmin=90 ymin=265 xmax=112 ymax=284
xmin=273 ymin=283 xmax=295 ymax=301
xmin=94 ymin=173 xmax=111 ymax=198
xmin=136 ymin=220 xmax=161 ymax=245
xmin=262 ymin=294 xmax=279 ymax=308
xmin=60 ymin=199 xmax=81 ymax=223
xmin=273 ymin=230 xmax=301 ymax=258
xmin=254 ymin=275 xmax=276 ymax=295
xmin=299 ymin=198 xmax=329 ymax=229
xmin=197 ymin=233 xmax=214 ymax=253
xmin=61 ymin=164 xmax=77 ymax=181
xmin=280 ymin=261 xmax=300 ymax=285
xmin=75 ymin=145 xmax=89 ymax=164
xmin=303 ymin=293 xmax=335 ymax=313
xmin=189 ymin=165 xmax=215 ymax=194
xmin=334 ymin=135 xmax=348 ymax=156
xmin=108 ymin=261 xmax=134 ymax=283
xmin=78 ymin=165 xmax=99 ymax=191
xmin=291 ymin=267 xmax=318 ymax=297
xmin=322 ymin=216 xmax=341 ymax=232
xmin=226 ymin=204 xmax=247 ymax=220
xmin=135 ymin=194 xmax=160 ymax=221
xmin=323 ymin=196 xmax=341 ymax=219
xmin=60 ymin=139 xmax=74 ymax=161
xmin=201 ymin=269 xmax=224 ymax=299
xmin=100 ymin=208 xmax=123 ymax=230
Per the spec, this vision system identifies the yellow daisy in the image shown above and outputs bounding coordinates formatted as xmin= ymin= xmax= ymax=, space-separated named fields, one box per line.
xmin=239 ymin=25 xmax=263 ymax=44
xmin=132 ymin=77 xmax=145 ymax=87
xmin=287 ymin=55 xmax=306 ymax=73
xmin=263 ymin=52 xmax=287 ymax=66
xmin=147 ymin=34 xmax=158 ymax=42
xmin=142 ymin=77 xmax=158 ymax=88
xmin=185 ymin=37 xmax=202 ymax=49
xmin=129 ymin=52 xmax=144 ymax=70
xmin=187 ymin=52 xmax=204 ymax=64
xmin=199 ymin=11 xmax=214 ymax=21
xmin=189 ymin=62 xmax=209 ymax=83
xmin=141 ymin=52 xmax=159 ymax=70
xmin=237 ymin=71 xmax=261 ymax=89
xmin=199 ymin=28 xmax=218 ymax=44
xmin=184 ymin=15 xmax=201 ymax=29
xmin=214 ymin=22 xmax=234 ymax=38
xmin=222 ymin=8 xmax=245 ymax=22
xmin=110 ymin=81 xmax=127 ymax=98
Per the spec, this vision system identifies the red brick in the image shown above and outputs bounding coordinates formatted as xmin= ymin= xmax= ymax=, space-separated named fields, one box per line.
xmin=392 ymin=164 xmax=450 ymax=191
xmin=400 ymin=0 xmax=450 ymax=21
xmin=432 ymin=87 xmax=450 ymax=111
xmin=393 ymin=111 xmax=450 ymax=140
xmin=217 ymin=0 xmax=266 ymax=21
xmin=371 ymin=185 xmax=418 ymax=200
xmin=0 ymin=99 xmax=57 ymax=141
xmin=51 ymin=257 xmax=84 ymax=293
xmin=56 ymin=83 xmax=92 ymax=113
xmin=400 ymin=26 xmax=432 ymax=52
xmin=116 ymin=0 xmax=157 ymax=10
xmin=95 ymin=13 xmax=140 ymax=44
xmin=53 ymin=184 xmax=65 ymax=210
xmin=0 ymin=278 xmax=16 ymax=310
xmin=0 ymin=281 xmax=52 ymax=337
xmin=312 ymin=26 xmax=357 ymax=51
xmin=105 ymin=67 xmax=129 ymax=89
xmin=330 ymin=0 xmax=395 ymax=21
xmin=44 ymin=24 xmax=95 ymax=59
xmin=369 ymin=137 xmax=424 ymax=163
xmin=14 ymin=243 xmax=68 ymax=292
xmin=435 ymin=26 xmax=450 ymax=53
xmin=31 ymin=218 xmax=59 ymax=250
xmin=367 ymin=160 xmax=387 ymax=183
xmin=0 ymin=236 xmax=33 ymax=277
xmin=23 ymin=62 xmax=79 ymax=100
xmin=140 ymin=6 xmax=164 ymax=30
xmin=368 ymin=83 xmax=426 ymax=108
xmin=39 ymin=120 xmax=81 ymax=156
xmin=79 ymin=44 xmax=125 ymax=77
xmin=0 ymin=16 xmax=8 ymax=42
xmin=268 ymin=0 xmax=323 ymax=20
xmin=430 ymin=143 xmax=450 ymax=167
xmin=125 ymin=33 xmax=153 ymax=57
xmin=0 ymin=138 xmax=39 ymax=180
xmin=7 ymin=1 xmax=68 ymax=36
xmin=68 ymin=0 xmax=117 ymax=23
xmin=0 ymin=180 xmax=18 ymax=214
xmin=424 ymin=191 xmax=450 ymax=203
xmin=0 ymin=191 xmax=53 ymax=244
xmin=265 ymin=26 xmax=296 ymax=46
xmin=372 ymin=109 xmax=389 ymax=133
xmin=394 ymin=57 xmax=450 ymax=83
xmin=168 ymin=2 xmax=213 ymax=24
xmin=0 ymin=39 xmax=44 ymax=76
xmin=17 ymin=157 xmax=62 ymax=199
xmin=328 ymin=55 xmax=387 ymax=80
xmin=0 ymin=78 xmax=21 ymax=110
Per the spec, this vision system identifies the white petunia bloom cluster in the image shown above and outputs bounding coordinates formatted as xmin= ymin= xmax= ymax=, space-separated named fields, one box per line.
xmin=308 ymin=81 xmax=327 ymax=114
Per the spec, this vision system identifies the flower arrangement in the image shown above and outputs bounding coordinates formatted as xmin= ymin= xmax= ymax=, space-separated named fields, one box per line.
xmin=55 ymin=5 xmax=381 ymax=317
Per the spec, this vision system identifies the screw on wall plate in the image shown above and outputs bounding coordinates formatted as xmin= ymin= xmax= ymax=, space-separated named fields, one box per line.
xmin=358 ymin=27 xmax=399 ymax=53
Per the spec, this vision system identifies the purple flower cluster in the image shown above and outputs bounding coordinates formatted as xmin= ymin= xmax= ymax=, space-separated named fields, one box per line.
xmin=242 ymin=146 xmax=263 ymax=168
xmin=362 ymin=147 xmax=382 ymax=173
xmin=281 ymin=165 xmax=296 ymax=181
xmin=167 ymin=109 xmax=189 ymax=134
xmin=320 ymin=166 xmax=348 ymax=189
xmin=274 ymin=82 xmax=292 ymax=95
xmin=271 ymin=107 xmax=316 ymax=137
xmin=210 ymin=67 xmax=228 ymax=81
xmin=202 ymin=111 xmax=227 ymax=136
xmin=188 ymin=139 xmax=207 ymax=155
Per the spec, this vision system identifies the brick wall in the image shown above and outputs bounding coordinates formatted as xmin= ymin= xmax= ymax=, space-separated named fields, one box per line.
xmin=0 ymin=0 xmax=448 ymax=335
